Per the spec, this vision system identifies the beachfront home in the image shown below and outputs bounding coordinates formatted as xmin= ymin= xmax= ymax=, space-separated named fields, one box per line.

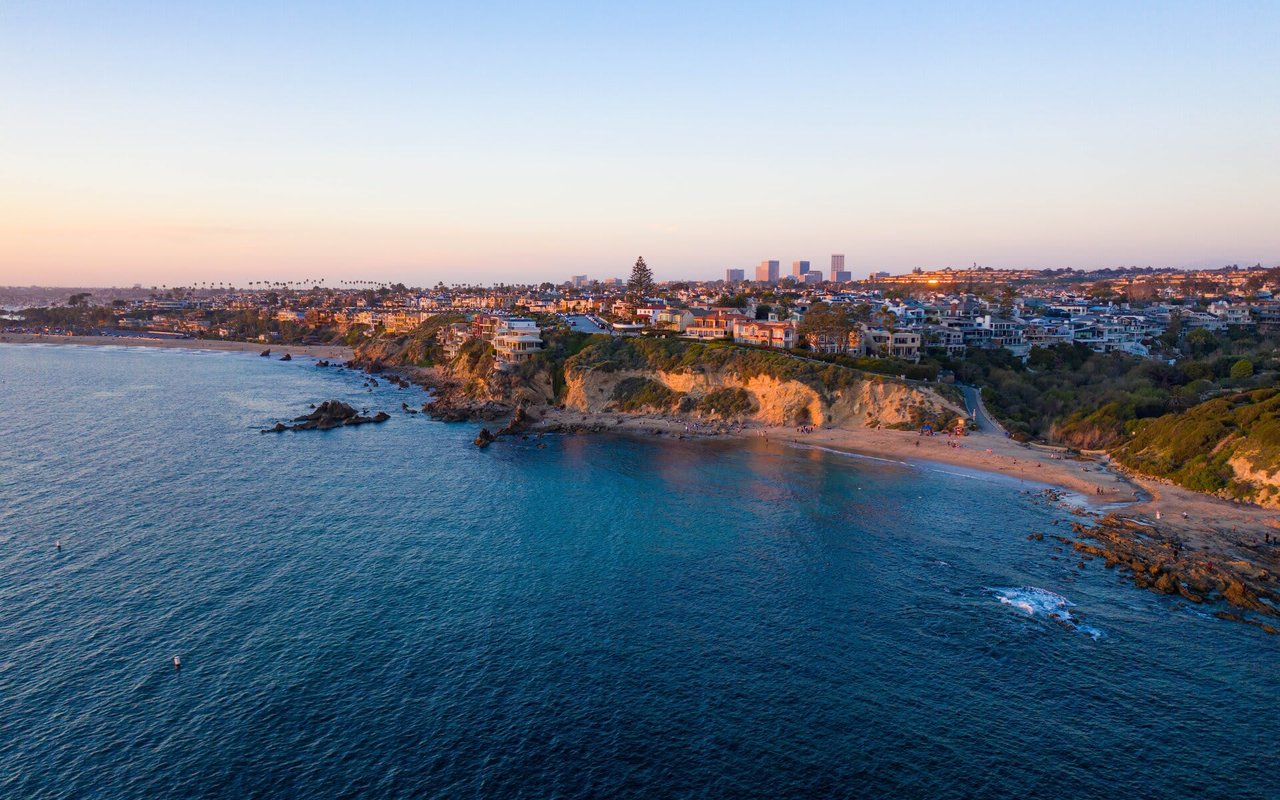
xmin=493 ymin=318 xmax=543 ymax=370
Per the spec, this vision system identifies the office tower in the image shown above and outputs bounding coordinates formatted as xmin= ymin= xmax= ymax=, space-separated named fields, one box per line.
xmin=792 ymin=260 xmax=811 ymax=278
xmin=755 ymin=260 xmax=780 ymax=283
xmin=570 ymin=275 xmax=588 ymax=288
xmin=832 ymin=271 xmax=852 ymax=282
xmin=725 ymin=268 xmax=745 ymax=283
xmin=800 ymin=270 xmax=824 ymax=284
xmin=831 ymin=254 xmax=845 ymax=272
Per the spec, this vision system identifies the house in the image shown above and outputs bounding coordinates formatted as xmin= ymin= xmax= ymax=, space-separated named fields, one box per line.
xmin=858 ymin=325 xmax=921 ymax=361
xmin=924 ymin=325 xmax=965 ymax=357
xmin=683 ymin=312 xmax=749 ymax=341
xmin=493 ymin=318 xmax=543 ymax=369
xmin=439 ymin=322 xmax=472 ymax=360
xmin=654 ymin=308 xmax=695 ymax=332
xmin=732 ymin=319 xmax=796 ymax=349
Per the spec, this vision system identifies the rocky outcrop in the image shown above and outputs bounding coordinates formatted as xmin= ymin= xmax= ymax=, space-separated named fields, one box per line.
xmin=262 ymin=400 xmax=390 ymax=432
xmin=259 ymin=349 xmax=271 ymax=357
xmin=279 ymin=353 xmax=292 ymax=361
xmin=473 ymin=428 xmax=496 ymax=448
xmin=1056 ymin=514 xmax=1279 ymax=633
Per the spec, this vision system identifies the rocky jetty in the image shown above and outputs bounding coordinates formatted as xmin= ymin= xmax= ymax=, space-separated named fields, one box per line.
xmin=262 ymin=400 xmax=390 ymax=433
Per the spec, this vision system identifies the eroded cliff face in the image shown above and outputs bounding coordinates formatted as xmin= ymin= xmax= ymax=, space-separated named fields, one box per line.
xmin=440 ymin=359 xmax=556 ymax=408
xmin=563 ymin=365 xmax=961 ymax=429
xmin=1226 ymin=452 xmax=1280 ymax=510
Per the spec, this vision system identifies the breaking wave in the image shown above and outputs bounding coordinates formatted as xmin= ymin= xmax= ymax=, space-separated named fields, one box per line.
xmin=990 ymin=586 xmax=1103 ymax=639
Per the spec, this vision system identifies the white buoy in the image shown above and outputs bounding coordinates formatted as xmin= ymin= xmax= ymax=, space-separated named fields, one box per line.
xmin=173 ymin=656 xmax=181 ymax=670
xmin=55 ymin=539 xmax=61 ymax=551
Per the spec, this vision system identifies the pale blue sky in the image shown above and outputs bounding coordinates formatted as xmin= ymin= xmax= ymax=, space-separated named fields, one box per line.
xmin=2 ymin=1 xmax=1278 ymax=285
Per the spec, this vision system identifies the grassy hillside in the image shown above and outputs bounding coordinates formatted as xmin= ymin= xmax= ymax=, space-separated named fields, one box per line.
xmin=1113 ymin=387 xmax=1280 ymax=503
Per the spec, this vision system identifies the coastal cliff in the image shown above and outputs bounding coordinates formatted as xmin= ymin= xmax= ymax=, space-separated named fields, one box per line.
xmin=560 ymin=364 xmax=959 ymax=429
xmin=418 ymin=334 xmax=964 ymax=433
xmin=1112 ymin=387 xmax=1280 ymax=509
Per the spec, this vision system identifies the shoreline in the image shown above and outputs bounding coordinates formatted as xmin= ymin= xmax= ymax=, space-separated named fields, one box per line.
xmin=522 ymin=409 xmax=1280 ymax=622
xmin=0 ymin=332 xmax=353 ymax=360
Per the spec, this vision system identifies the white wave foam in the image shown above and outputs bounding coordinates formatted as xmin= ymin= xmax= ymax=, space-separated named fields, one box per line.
xmin=990 ymin=586 xmax=1103 ymax=639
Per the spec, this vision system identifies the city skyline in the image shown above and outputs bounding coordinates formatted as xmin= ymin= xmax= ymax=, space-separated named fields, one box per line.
xmin=3 ymin=1 xmax=1279 ymax=286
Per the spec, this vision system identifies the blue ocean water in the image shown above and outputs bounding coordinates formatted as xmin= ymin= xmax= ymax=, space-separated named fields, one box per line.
xmin=0 ymin=343 xmax=1276 ymax=799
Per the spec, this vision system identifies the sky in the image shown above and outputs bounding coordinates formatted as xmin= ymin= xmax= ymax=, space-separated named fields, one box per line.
xmin=2 ymin=1 xmax=1279 ymax=287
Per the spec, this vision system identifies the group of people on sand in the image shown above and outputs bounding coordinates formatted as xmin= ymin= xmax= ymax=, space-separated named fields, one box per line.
xmin=795 ymin=425 xmax=815 ymax=434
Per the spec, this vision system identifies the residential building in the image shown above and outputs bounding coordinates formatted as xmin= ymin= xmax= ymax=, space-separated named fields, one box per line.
xmin=858 ymin=326 xmax=922 ymax=362
xmin=733 ymin=318 xmax=796 ymax=349
xmin=654 ymin=308 xmax=695 ymax=332
xmin=439 ymin=322 xmax=472 ymax=360
xmin=493 ymin=318 xmax=543 ymax=369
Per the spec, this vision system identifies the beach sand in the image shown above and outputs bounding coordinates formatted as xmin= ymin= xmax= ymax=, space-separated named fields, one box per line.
xmin=0 ymin=333 xmax=353 ymax=361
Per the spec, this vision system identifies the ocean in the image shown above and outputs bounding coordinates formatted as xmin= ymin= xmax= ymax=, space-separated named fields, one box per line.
xmin=1 ymin=344 xmax=1276 ymax=799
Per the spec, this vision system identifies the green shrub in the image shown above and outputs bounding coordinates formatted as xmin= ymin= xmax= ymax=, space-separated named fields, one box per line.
xmin=611 ymin=377 xmax=683 ymax=411
xmin=696 ymin=388 xmax=757 ymax=418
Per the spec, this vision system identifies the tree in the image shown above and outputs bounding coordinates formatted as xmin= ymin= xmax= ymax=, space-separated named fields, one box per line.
xmin=67 ymin=292 xmax=92 ymax=307
xmin=796 ymin=301 xmax=855 ymax=352
xmin=1230 ymin=358 xmax=1254 ymax=380
xmin=627 ymin=257 xmax=654 ymax=300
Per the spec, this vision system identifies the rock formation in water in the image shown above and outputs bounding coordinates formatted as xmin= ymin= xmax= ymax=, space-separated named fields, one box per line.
xmin=262 ymin=400 xmax=390 ymax=432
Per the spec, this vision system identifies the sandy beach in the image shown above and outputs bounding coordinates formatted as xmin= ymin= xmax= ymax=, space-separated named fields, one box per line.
xmin=0 ymin=332 xmax=353 ymax=361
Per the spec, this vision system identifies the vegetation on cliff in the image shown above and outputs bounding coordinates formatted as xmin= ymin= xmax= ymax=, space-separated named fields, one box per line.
xmin=952 ymin=332 xmax=1278 ymax=448
xmin=694 ymin=387 xmax=758 ymax=418
xmin=1112 ymin=387 xmax=1280 ymax=503
xmin=350 ymin=313 xmax=467 ymax=367
xmin=611 ymin=376 xmax=684 ymax=412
